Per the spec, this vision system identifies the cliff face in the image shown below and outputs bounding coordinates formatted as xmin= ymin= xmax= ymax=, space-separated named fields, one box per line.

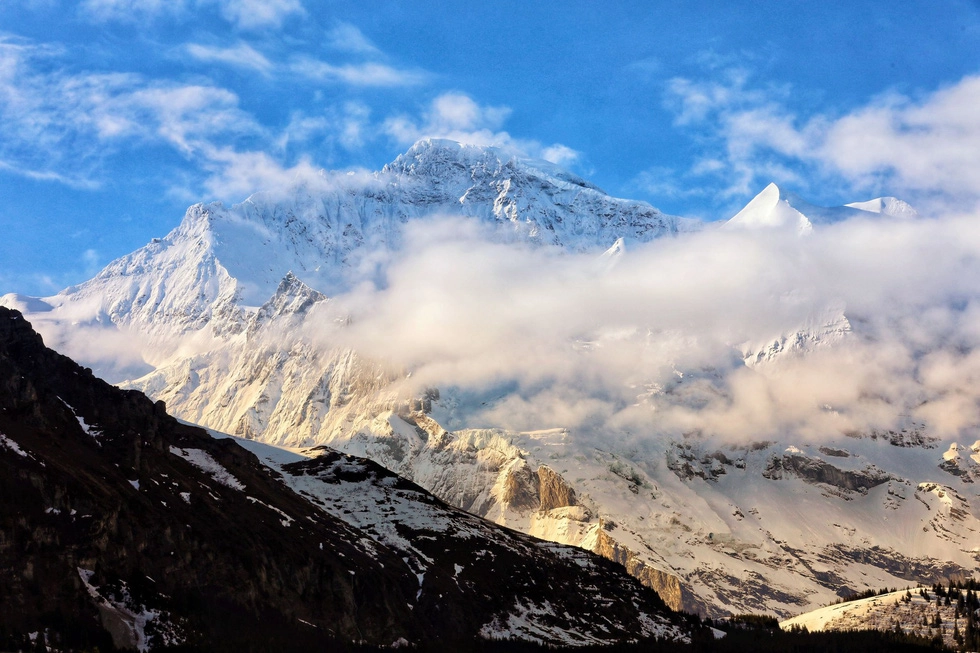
xmin=592 ymin=528 xmax=710 ymax=616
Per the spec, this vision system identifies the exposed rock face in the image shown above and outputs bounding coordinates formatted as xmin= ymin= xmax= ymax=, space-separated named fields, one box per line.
xmin=939 ymin=442 xmax=980 ymax=482
xmin=763 ymin=451 xmax=890 ymax=495
xmin=592 ymin=528 xmax=710 ymax=617
xmin=538 ymin=465 xmax=577 ymax=512
xmin=501 ymin=459 xmax=540 ymax=511
xmin=0 ymin=307 xmax=693 ymax=650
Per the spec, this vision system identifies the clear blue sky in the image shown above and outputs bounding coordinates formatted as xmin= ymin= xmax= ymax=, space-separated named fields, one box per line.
xmin=2 ymin=0 xmax=979 ymax=296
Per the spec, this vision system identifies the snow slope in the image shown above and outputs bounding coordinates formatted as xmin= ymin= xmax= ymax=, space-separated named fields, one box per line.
xmin=781 ymin=587 xmax=978 ymax=650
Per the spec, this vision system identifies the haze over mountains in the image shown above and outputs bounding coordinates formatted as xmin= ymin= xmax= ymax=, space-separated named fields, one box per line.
xmin=4 ymin=138 xmax=979 ymax=622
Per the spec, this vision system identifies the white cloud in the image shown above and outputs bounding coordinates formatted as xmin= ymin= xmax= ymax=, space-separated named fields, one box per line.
xmin=80 ymin=0 xmax=189 ymax=22
xmin=327 ymin=22 xmax=380 ymax=55
xmin=665 ymin=69 xmax=980 ymax=207
xmin=125 ymin=84 xmax=258 ymax=153
xmin=384 ymin=92 xmax=581 ymax=167
xmin=81 ymin=248 xmax=100 ymax=276
xmin=216 ymin=0 xmax=303 ymax=30
xmin=337 ymin=102 xmax=370 ymax=149
xmin=290 ymin=57 xmax=427 ymax=87
xmin=185 ymin=42 xmax=273 ymax=74
xmin=0 ymin=38 xmax=286 ymax=197
xmin=322 ymin=209 xmax=980 ymax=444
xmin=80 ymin=0 xmax=302 ymax=29
xmin=197 ymin=146 xmax=323 ymax=199
xmin=540 ymin=144 xmax=581 ymax=167
xmin=818 ymin=77 xmax=980 ymax=201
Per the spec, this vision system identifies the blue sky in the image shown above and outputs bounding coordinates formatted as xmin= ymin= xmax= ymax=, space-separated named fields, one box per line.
xmin=1 ymin=0 xmax=979 ymax=296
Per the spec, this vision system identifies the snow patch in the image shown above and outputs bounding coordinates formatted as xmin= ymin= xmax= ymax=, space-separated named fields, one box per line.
xmin=169 ymin=446 xmax=245 ymax=490
xmin=58 ymin=397 xmax=103 ymax=438
xmin=76 ymin=568 xmax=183 ymax=652
xmin=0 ymin=432 xmax=28 ymax=457
xmin=246 ymin=496 xmax=294 ymax=526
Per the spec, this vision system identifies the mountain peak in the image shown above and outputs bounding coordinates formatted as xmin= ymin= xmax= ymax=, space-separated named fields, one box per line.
xmin=384 ymin=138 xmax=604 ymax=193
xmin=726 ymin=184 xmax=916 ymax=234
xmin=845 ymin=196 xmax=918 ymax=219
xmin=248 ymin=271 xmax=328 ymax=338
xmin=726 ymin=183 xmax=812 ymax=233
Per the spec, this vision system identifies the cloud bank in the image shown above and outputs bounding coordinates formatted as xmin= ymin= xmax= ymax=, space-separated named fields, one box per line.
xmin=318 ymin=209 xmax=980 ymax=445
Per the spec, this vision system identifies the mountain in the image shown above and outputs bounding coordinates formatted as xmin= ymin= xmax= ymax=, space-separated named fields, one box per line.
xmin=3 ymin=138 xmax=686 ymax=383
xmin=0 ymin=306 xmax=693 ymax=650
xmin=3 ymin=142 xmax=977 ymax=621
xmin=724 ymin=182 xmax=916 ymax=234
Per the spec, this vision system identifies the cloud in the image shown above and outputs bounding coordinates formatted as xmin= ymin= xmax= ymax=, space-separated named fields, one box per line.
xmin=664 ymin=68 xmax=980 ymax=208
xmin=290 ymin=57 xmax=427 ymax=87
xmin=326 ymin=22 xmax=381 ymax=55
xmin=80 ymin=0 xmax=302 ymax=29
xmin=818 ymin=77 xmax=980 ymax=202
xmin=81 ymin=249 xmax=100 ymax=276
xmin=314 ymin=208 xmax=980 ymax=445
xmin=197 ymin=146 xmax=323 ymax=199
xmin=184 ymin=42 xmax=274 ymax=75
xmin=385 ymin=92 xmax=581 ymax=167
xmin=80 ymin=0 xmax=189 ymax=22
xmin=216 ymin=0 xmax=303 ymax=29
xmin=0 ymin=36 xmax=307 ymax=198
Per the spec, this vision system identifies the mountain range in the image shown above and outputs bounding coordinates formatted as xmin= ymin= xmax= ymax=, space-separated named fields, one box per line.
xmin=3 ymin=138 xmax=978 ymax=629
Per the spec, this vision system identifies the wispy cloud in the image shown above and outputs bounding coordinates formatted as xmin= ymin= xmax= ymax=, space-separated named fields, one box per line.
xmin=184 ymin=42 xmax=274 ymax=75
xmin=196 ymin=146 xmax=324 ymax=199
xmin=80 ymin=0 xmax=303 ymax=29
xmin=216 ymin=0 xmax=303 ymax=30
xmin=290 ymin=57 xmax=427 ymax=87
xmin=326 ymin=22 xmax=381 ymax=56
xmin=0 ymin=37 xmax=274 ymax=195
xmin=80 ymin=0 xmax=189 ymax=23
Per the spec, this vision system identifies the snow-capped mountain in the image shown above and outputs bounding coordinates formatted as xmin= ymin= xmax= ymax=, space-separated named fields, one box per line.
xmin=5 ymin=138 xmax=685 ymax=380
xmin=3 ymin=141 xmax=978 ymax=621
xmin=725 ymin=182 xmax=916 ymax=234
